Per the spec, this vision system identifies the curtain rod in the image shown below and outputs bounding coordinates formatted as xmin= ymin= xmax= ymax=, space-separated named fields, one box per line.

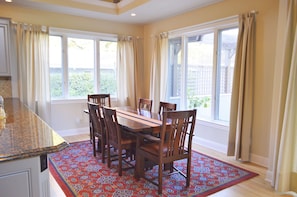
xmin=249 ymin=10 xmax=259 ymax=14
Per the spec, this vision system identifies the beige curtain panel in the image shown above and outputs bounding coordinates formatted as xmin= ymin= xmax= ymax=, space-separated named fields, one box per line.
xmin=117 ymin=36 xmax=136 ymax=108
xmin=227 ymin=12 xmax=256 ymax=162
xmin=149 ymin=33 xmax=168 ymax=112
xmin=12 ymin=22 xmax=51 ymax=124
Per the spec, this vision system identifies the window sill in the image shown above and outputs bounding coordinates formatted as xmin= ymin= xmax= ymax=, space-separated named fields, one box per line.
xmin=196 ymin=118 xmax=229 ymax=130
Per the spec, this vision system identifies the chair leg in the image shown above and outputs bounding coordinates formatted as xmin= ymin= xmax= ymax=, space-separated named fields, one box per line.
xmin=118 ymin=147 xmax=122 ymax=176
xmin=89 ymin=119 xmax=93 ymax=143
xmin=92 ymin=136 xmax=96 ymax=157
xmin=101 ymin=139 xmax=105 ymax=163
xmin=107 ymin=143 xmax=111 ymax=168
xmin=186 ymin=158 xmax=191 ymax=187
xmin=97 ymin=139 xmax=101 ymax=153
xmin=158 ymin=163 xmax=163 ymax=194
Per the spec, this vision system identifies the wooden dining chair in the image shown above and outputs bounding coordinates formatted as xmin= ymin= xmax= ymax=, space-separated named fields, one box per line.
xmin=87 ymin=94 xmax=111 ymax=142
xmin=88 ymin=102 xmax=107 ymax=162
xmin=135 ymin=109 xmax=197 ymax=194
xmin=158 ymin=101 xmax=177 ymax=115
xmin=138 ymin=98 xmax=153 ymax=112
xmin=102 ymin=106 xmax=136 ymax=176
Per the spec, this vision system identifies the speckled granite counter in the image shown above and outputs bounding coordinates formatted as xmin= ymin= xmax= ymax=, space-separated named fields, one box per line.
xmin=0 ymin=98 xmax=69 ymax=162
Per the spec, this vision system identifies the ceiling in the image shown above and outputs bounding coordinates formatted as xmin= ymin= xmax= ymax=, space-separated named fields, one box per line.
xmin=2 ymin=0 xmax=223 ymax=24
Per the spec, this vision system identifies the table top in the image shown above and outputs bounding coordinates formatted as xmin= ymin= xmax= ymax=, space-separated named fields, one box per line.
xmin=0 ymin=98 xmax=69 ymax=162
xmin=116 ymin=106 xmax=162 ymax=133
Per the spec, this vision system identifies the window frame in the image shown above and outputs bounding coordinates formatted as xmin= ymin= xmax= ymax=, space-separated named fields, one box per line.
xmin=49 ymin=28 xmax=118 ymax=101
xmin=167 ymin=16 xmax=238 ymax=125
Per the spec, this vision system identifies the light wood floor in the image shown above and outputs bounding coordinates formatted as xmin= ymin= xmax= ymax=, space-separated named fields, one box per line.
xmin=50 ymin=134 xmax=292 ymax=197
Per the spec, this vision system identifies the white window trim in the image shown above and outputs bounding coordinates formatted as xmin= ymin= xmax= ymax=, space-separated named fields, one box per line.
xmin=49 ymin=27 xmax=118 ymax=41
xmin=168 ymin=15 xmax=238 ymax=38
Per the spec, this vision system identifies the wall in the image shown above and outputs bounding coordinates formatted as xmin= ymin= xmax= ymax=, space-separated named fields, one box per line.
xmin=143 ymin=0 xmax=279 ymax=167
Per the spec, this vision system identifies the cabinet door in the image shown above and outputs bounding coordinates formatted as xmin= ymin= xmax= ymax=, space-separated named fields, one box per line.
xmin=0 ymin=19 xmax=11 ymax=76
xmin=0 ymin=171 xmax=30 ymax=197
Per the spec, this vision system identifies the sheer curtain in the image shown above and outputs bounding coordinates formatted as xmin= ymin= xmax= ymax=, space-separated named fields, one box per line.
xmin=270 ymin=0 xmax=297 ymax=192
xmin=227 ymin=12 xmax=256 ymax=161
xmin=12 ymin=22 xmax=51 ymax=124
xmin=117 ymin=36 xmax=137 ymax=108
xmin=149 ymin=33 xmax=168 ymax=112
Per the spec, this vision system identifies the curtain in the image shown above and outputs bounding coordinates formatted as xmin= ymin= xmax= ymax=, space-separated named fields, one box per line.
xmin=12 ymin=22 xmax=51 ymax=124
xmin=227 ymin=13 xmax=256 ymax=161
xmin=270 ymin=0 xmax=297 ymax=192
xmin=117 ymin=36 xmax=137 ymax=108
xmin=133 ymin=37 xmax=144 ymax=104
xmin=149 ymin=33 xmax=168 ymax=112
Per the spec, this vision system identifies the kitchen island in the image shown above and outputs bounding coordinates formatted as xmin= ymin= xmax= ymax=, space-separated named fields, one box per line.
xmin=0 ymin=98 xmax=69 ymax=197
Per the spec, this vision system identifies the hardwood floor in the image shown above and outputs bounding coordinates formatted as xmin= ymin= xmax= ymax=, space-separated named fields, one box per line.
xmin=50 ymin=134 xmax=291 ymax=197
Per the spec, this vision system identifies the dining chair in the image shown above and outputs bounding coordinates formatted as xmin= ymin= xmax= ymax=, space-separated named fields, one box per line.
xmin=158 ymin=101 xmax=177 ymax=115
xmin=87 ymin=94 xmax=111 ymax=142
xmin=138 ymin=98 xmax=153 ymax=112
xmin=88 ymin=102 xmax=107 ymax=162
xmin=135 ymin=109 xmax=197 ymax=194
xmin=103 ymin=106 xmax=136 ymax=176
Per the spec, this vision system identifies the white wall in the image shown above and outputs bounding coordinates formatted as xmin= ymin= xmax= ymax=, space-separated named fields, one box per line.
xmin=50 ymin=100 xmax=89 ymax=136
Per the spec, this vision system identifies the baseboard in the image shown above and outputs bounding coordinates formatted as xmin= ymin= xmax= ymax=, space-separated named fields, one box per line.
xmin=265 ymin=171 xmax=297 ymax=193
xmin=56 ymin=127 xmax=89 ymax=137
xmin=291 ymin=172 xmax=297 ymax=192
xmin=265 ymin=170 xmax=273 ymax=184
xmin=250 ymin=153 xmax=268 ymax=168
xmin=193 ymin=137 xmax=268 ymax=167
xmin=193 ymin=137 xmax=227 ymax=154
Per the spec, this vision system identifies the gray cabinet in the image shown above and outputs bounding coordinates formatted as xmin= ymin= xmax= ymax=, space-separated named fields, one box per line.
xmin=0 ymin=156 xmax=50 ymax=197
xmin=0 ymin=18 xmax=11 ymax=76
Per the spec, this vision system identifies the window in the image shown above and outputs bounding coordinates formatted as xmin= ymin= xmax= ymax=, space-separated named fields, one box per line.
xmin=49 ymin=30 xmax=117 ymax=100
xmin=167 ymin=18 xmax=238 ymax=123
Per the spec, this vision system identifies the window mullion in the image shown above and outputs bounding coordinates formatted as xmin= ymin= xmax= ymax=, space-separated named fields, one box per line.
xmin=95 ymin=40 xmax=99 ymax=92
xmin=181 ymin=35 xmax=187 ymax=109
xmin=212 ymin=29 xmax=219 ymax=121
xmin=63 ymin=35 xmax=69 ymax=98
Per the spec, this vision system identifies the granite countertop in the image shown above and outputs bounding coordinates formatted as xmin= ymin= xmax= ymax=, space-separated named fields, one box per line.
xmin=0 ymin=98 xmax=69 ymax=162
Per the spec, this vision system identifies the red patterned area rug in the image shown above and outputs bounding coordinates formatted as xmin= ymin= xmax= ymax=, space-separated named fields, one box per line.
xmin=49 ymin=141 xmax=258 ymax=197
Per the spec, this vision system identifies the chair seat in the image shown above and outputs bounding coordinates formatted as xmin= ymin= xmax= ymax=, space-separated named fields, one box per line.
xmin=140 ymin=143 xmax=187 ymax=158
xmin=139 ymin=142 xmax=163 ymax=156
xmin=121 ymin=135 xmax=136 ymax=145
